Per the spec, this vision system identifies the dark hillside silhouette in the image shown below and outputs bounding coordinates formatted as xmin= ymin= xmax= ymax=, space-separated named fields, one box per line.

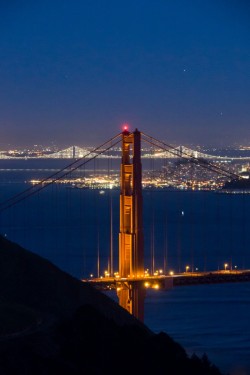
xmin=0 ymin=235 xmax=224 ymax=374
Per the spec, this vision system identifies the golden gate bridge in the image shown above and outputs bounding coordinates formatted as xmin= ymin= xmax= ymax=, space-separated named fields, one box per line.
xmin=0 ymin=128 xmax=250 ymax=322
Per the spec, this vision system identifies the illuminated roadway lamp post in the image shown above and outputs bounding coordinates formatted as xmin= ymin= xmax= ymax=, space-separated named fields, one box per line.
xmin=117 ymin=128 xmax=146 ymax=322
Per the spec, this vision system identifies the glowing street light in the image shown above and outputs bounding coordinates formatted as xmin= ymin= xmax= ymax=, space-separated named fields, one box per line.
xmin=104 ymin=270 xmax=110 ymax=277
xmin=224 ymin=263 xmax=228 ymax=271
xmin=185 ymin=265 xmax=190 ymax=273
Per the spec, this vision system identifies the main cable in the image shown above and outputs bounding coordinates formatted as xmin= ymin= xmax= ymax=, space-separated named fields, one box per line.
xmin=0 ymin=134 xmax=122 ymax=212
xmin=141 ymin=132 xmax=241 ymax=180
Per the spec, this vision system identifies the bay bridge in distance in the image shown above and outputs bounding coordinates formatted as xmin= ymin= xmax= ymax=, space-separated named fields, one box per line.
xmin=2 ymin=144 xmax=250 ymax=161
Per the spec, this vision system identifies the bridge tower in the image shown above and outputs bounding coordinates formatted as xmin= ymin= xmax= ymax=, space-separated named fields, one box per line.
xmin=117 ymin=128 xmax=145 ymax=321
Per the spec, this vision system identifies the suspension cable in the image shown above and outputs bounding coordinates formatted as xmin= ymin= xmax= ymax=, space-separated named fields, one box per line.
xmin=0 ymin=134 xmax=122 ymax=213
xmin=141 ymin=132 xmax=241 ymax=180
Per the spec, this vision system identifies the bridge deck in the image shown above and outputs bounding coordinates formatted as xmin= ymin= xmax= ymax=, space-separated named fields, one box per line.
xmin=83 ymin=270 xmax=250 ymax=291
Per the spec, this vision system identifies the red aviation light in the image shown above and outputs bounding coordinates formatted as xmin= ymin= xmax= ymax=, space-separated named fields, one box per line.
xmin=122 ymin=123 xmax=129 ymax=133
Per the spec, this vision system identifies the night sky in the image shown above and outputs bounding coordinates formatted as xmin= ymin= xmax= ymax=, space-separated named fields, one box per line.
xmin=0 ymin=1 xmax=249 ymax=149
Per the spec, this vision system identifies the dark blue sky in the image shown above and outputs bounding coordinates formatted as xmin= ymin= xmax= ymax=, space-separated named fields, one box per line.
xmin=0 ymin=1 xmax=249 ymax=148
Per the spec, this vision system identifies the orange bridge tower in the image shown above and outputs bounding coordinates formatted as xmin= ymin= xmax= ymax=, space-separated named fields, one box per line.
xmin=117 ymin=128 xmax=145 ymax=321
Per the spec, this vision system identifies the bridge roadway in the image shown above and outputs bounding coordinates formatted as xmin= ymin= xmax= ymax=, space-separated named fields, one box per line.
xmin=82 ymin=269 xmax=250 ymax=291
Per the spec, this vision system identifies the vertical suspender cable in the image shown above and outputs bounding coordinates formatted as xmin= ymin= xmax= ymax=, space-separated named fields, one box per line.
xmin=215 ymin=191 xmax=221 ymax=271
xmin=107 ymin=144 xmax=113 ymax=276
xmin=110 ymin=189 xmax=113 ymax=277
xmin=97 ymin=228 xmax=100 ymax=278
xmin=177 ymin=205 xmax=182 ymax=273
xmin=163 ymin=153 xmax=168 ymax=275
xmin=82 ymin=162 xmax=86 ymax=278
xmin=177 ymin=156 xmax=182 ymax=273
xmin=163 ymin=213 xmax=168 ymax=275
xmin=110 ymin=142 xmax=114 ymax=277
xmin=67 ymin=163 xmax=73 ymax=274
xmin=150 ymin=139 xmax=155 ymax=275
xmin=190 ymin=189 xmax=194 ymax=273
xmin=189 ymin=159 xmax=194 ymax=273
xmin=151 ymin=208 xmax=155 ymax=275
xmin=94 ymin=157 xmax=100 ymax=278
xmin=202 ymin=190 xmax=207 ymax=272
xmin=241 ymin=193 xmax=246 ymax=270
xmin=229 ymin=194 xmax=233 ymax=270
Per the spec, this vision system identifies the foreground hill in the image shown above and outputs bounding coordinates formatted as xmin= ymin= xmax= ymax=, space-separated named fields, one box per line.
xmin=0 ymin=235 xmax=224 ymax=374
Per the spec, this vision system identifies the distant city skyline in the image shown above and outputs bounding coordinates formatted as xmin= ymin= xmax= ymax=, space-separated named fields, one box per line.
xmin=0 ymin=1 xmax=249 ymax=148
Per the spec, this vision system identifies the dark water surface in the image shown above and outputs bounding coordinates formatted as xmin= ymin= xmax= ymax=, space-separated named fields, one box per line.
xmin=144 ymin=284 xmax=250 ymax=375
